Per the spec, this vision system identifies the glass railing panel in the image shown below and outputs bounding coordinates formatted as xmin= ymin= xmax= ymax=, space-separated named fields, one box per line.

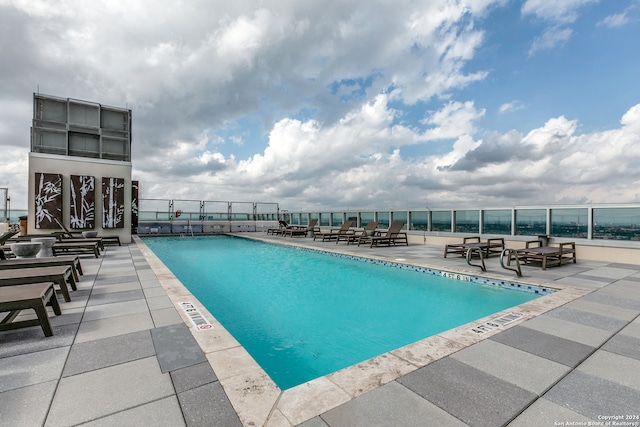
xmin=551 ymin=208 xmax=588 ymax=238
xmin=360 ymin=212 xmax=374 ymax=227
xmin=432 ymin=210 xmax=452 ymax=232
xmin=515 ymin=209 xmax=546 ymax=236
xmin=455 ymin=210 xmax=479 ymax=233
xmin=409 ymin=211 xmax=428 ymax=231
xmin=483 ymin=209 xmax=511 ymax=235
xmin=376 ymin=212 xmax=389 ymax=228
xmin=593 ymin=207 xmax=640 ymax=240
xmin=391 ymin=211 xmax=407 ymax=227
xmin=319 ymin=213 xmax=330 ymax=227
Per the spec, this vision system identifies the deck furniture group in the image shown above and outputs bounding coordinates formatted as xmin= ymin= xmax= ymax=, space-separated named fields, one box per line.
xmin=0 ymin=227 xmax=116 ymax=338
xmin=444 ymin=235 xmax=576 ymax=270
xmin=267 ymin=220 xmax=409 ymax=247
xmin=267 ymin=221 xmax=577 ymax=271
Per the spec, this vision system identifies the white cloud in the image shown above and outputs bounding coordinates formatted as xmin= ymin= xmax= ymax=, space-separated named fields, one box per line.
xmin=498 ymin=100 xmax=525 ymax=114
xmin=528 ymin=26 xmax=573 ymax=56
xmin=522 ymin=0 xmax=597 ymax=23
xmin=1 ymin=0 xmax=638 ymax=212
xmin=597 ymin=12 xmax=630 ymax=28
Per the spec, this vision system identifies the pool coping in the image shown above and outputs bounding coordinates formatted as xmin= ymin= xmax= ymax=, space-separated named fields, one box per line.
xmin=134 ymin=235 xmax=592 ymax=426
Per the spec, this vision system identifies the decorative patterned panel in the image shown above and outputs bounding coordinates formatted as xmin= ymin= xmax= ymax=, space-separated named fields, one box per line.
xmin=70 ymin=175 xmax=95 ymax=229
xmin=34 ymin=172 xmax=62 ymax=229
xmin=102 ymin=177 xmax=125 ymax=228
xmin=131 ymin=180 xmax=139 ymax=234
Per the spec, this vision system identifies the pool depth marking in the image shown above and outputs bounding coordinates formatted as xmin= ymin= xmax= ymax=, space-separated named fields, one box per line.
xmin=469 ymin=311 xmax=524 ymax=334
xmin=179 ymin=301 xmax=213 ymax=331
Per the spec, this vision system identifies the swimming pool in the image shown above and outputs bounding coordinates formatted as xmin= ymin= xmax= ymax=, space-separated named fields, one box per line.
xmin=142 ymin=235 xmax=541 ymax=390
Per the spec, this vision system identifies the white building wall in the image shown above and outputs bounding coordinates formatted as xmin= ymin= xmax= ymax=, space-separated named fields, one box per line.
xmin=28 ymin=152 xmax=133 ymax=243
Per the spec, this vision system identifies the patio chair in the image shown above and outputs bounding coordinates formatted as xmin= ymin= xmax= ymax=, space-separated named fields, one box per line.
xmin=313 ymin=220 xmax=354 ymax=242
xmin=357 ymin=221 xmax=408 ymax=247
xmin=336 ymin=221 xmax=378 ymax=245
xmin=443 ymin=237 xmax=505 ymax=258
xmin=0 ymin=265 xmax=77 ymax=302
xmin=516 ymin=240 xmax=576 ymax=270
xmin=267 ymin=220 xmax=291 ymax=235
xmin=0 ymin=282 xmax=62 ymax=337
xmin=283 ymin=219 xmax=319 ymax=237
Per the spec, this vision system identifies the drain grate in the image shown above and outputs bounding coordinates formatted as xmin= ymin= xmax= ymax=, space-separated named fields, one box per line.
xmin=470 ymin=311 xmax=524 ymax=335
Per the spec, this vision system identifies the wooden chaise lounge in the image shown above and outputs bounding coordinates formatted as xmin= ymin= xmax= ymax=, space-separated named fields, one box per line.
xmin=0 ymin=265 xmax=77 ymax=302
xmin=53 ymin=218 xmax=121 ymax=246
xmin=0 ymin=255 xmax=83 ymax=282
xmin=0 ymin=282 xmax=61 ymax=337
xmin=313 ymin=221 xmax=353 ymax=242
xmin=267 ymin=220 xmax=291 ymax=235
xmin=443 ymin=236 xmax=505 ymax=258
xmin=283 ymin=219 xmax=319 ymax=237
xmin=357 ymin=221 xmax=408 ymax=247
xmin=517 ymin=240 xmax=576 ymax=270
xmin=336 ymin=222 xmax=379 ymax=245
xmin=53 ymin=241 xmax=101 ymax=258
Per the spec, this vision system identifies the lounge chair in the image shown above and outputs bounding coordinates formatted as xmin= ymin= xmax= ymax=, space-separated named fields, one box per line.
xmin=443 ymin=236 xmax=505 ymax=258
xmin=54 ymin=218 xmax=121 ymax=246
xmin=53 ymin=241 xmax=101 ymax=258
xmin=0 ymin=282 xmax=62 ymax=337
xmin=357 ymin=221 xmax=408 ymax=247
xmin=283 ymin=219 xmax=319 ymax=237
xmin=0 ymin=265 xmax=77 ymax=302
xmin=0 ymin=255 xmax=83 ymax=282
xmin=336 ymin=221 xmax=378 ymax=245
xmin=313 ymin=220 xmax=354 ymax=242
xmin=267 ymin=220 xmax=291 ymax=235
xmin=516 ymin=240 xmax=576 ymax=270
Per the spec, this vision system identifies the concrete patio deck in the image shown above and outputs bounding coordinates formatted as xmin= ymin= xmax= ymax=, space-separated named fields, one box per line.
xmin=1 ymin=234 xmax=639 ymax=426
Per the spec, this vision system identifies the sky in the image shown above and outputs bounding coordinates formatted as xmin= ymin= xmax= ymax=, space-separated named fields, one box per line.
xmin=1 ymin=0 xmax=640 ymax=212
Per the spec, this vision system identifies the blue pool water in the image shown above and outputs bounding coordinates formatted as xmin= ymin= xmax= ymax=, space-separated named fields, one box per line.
xmin=142 ymin=236 xmax=539 ymax=390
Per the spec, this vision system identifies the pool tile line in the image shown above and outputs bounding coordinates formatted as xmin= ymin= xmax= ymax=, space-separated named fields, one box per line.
xmin=133 ymin=235 xmax=590 ymax=426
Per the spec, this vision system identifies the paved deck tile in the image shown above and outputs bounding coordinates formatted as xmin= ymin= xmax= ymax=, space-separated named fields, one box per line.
xmin=151 ymin=323 xmax=208 ymax=372
xmin=93 ymin=274 xmax=140 ymax=285
xmin=602 ymin=332 xmax=640 ymax=361
xmin=63 ymin=329 xmax=156 ymax=377
xmin=151 ymin=306 xmax=184 ymax=327
xmin=508 ymin=397 xmax=595 ymax=425
xmin=398 ymin=358 xmax=536 ymax=427
xmin=86 ymin=288 xmax=145 ymax=306
xmin=543 ymin=306 xmax=630 ymax=332
xmin=449 ymin=339 xmax=570 ymax=394
xmin=543 ymin=370 xmax=640 ymax=420
xmin=581 ymin=292 xmax=640 ymax=310
xmin=0 ymin=380 xmax=58 ymax=426
xmin=0 ymin=346 xmax=69 ymax=393
xmin=576 ymin=350 xmax=640 ymax=391
xmin=74 ymin=311 xmax=155 ymax=343
xmin=489 ymin=325 xmax=594 ymax=367
xmin=170 ymin=361 xmax=218 ymax=393
xmin=517 ymin=314 xmax=612 ymax=347
xmin=81 ymin=396 xmax=186 ymax=427
xmin=46 ymin=356 xmax=174 ymax=426
xmin=177 ymin=381 xmax=242 ymax=427
xmin=0 ymin=323 xmax=78 ymax=359
xmin=82 ymin=298 xmax=150 ymax=321
xmin=318 ymin=381 xmax=467 ymax=427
